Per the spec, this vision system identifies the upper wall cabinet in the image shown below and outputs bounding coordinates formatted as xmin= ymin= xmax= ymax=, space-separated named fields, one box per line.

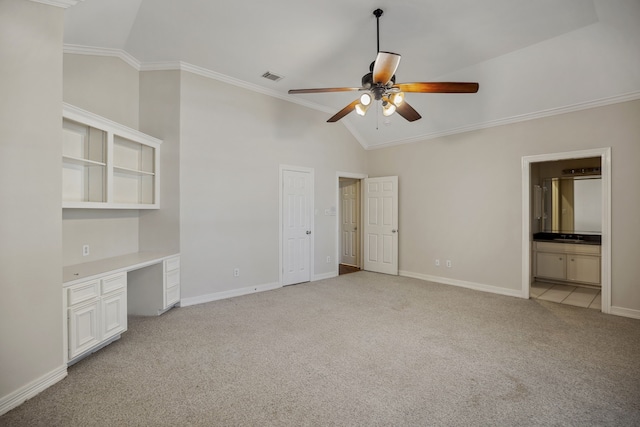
xmin=62 ymin=104 xmax=162 ymax=209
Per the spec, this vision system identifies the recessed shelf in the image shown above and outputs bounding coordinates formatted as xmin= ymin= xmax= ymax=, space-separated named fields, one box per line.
xmin=62 ymin=104 xmax=162 ymax=209
xmin=63 ymin=155 xmax=107 ymax=167
xmin=113 ymin=166 xmax=155 ymax=176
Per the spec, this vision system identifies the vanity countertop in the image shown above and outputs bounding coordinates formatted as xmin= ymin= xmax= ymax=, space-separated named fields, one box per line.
xmin=533 ymin=232 xmax=601 ymax=245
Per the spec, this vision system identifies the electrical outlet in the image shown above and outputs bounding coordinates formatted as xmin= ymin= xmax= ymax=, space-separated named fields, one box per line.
xmin=326 ymin=256 xmax=331 ymax=263
xmin=435 ymin=259 xmax=440 ymax=267
xmin=82 ymin=245 xmax=90 ymax=256
xmin=446 ymin=260 xmax=452 ymax=268
xmin=233 ymin=268 xmax=240 ymax=277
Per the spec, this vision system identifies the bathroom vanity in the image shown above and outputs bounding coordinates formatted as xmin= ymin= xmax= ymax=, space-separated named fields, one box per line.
xmin=533 ymin=233 xmax=601 ymax=286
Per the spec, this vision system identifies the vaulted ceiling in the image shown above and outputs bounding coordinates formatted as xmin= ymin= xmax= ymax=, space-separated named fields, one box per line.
xmin=63 ymin=0 xmax=640 ymax=149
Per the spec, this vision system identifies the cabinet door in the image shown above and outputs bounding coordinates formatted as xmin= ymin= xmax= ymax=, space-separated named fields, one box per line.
xmin=69 ymin=300 xmax=100 ymax=359
xmin=567 ymin=255 xmax=601 ymax=284
xmin=536 ymin=252 xmax=566 ymax=280
xmin=102 ymin=291 xmax=127 ymax=341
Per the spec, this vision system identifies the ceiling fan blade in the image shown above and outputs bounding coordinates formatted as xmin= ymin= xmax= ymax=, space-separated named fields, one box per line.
xmin=327 ymin=99 xmax=361 ymax=123
xmin=395 ymin=101 xmax=422 ymax=122
xmin=288 ymin=87 xmax=361 ymax=94
xmin=372 ymin=51 xmax=401 ymax=85
xmin=394 ymin=82 xmax=479 ymax=93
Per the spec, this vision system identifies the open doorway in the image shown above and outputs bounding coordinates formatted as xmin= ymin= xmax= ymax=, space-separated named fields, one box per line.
xmin=522 ymin=148 xmax=611 ymax=314
xmin=336 ymin=172 xmax=367 ymax=275
xmin=339 ymin=177 xmax=361 ymax=275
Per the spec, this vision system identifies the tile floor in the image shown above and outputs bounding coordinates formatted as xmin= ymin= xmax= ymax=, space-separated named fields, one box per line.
xmin=531 ymin=281 xmax=601 ymax=310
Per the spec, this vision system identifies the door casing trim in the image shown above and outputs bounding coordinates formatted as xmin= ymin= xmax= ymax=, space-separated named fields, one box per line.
xmin=521 ymin=148 xmax=611 ymax=313
xmin=335 ymin=172 xmax=368 ymax=275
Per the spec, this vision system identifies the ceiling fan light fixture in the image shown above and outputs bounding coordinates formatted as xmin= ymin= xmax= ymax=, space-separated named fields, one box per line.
xmin=382 ymin=101 xmax=396 ymax=117
xmin=360 ymin=93 xmax=372 ymax=106
xmin=355 ymin=102 xmax=369 ymax=116
xmin=390 ymin=92 xmax=404 ymax=106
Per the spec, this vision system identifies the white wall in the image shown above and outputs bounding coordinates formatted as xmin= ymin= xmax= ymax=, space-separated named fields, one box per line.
xmin=179 ymin=71 xmax=367 ymax=300
xmin=0 ymin=0 xmax=65 ymax=408
xmin=366 ymin=99 xmax=640 ymax=314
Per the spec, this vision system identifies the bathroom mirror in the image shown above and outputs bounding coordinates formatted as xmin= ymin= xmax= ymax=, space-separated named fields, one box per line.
xmin=542 ymin=176 xmax=601 ymax=234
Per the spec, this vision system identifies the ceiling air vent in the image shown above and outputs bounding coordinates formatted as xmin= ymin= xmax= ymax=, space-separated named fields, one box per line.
xmin=261 ymin=71 xmax=284 ymax=82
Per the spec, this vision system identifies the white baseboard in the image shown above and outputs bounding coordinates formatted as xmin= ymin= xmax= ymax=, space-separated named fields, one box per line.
xmin=0 ymin=365 xmax=67 ymax=416
xmin=180 ymin=282 xmax=282 ymax=307
xmin=313 ymin=271 xmax=338 ymax=281
xmin=610 ymin=306 xmax=640 ymax=320
xmin=399 ymin=270 xmax=525 ymax=299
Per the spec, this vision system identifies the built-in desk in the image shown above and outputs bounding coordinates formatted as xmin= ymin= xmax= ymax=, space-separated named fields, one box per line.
xmin=63 ymin=252 xmax=180 ymax=364
xmin=64 ymin=252 xmax=179 ymax=285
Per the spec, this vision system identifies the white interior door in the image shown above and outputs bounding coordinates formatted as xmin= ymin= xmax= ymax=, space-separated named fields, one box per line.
xmin=340 ymin=179 xmax=360 ymax=267
xmin=282 ymin=169 xmax=312 ymax=285
xmin=364 ymin=176 xmax=398 ymax=275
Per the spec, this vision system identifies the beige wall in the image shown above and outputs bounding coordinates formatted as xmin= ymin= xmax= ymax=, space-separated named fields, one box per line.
xmin=62 ymin=54 xmax=143 ymax=266
xmin=0 ymin=0 xmax=64 ymax=405
xmin=62 ymin=210 xmax=139 ymax=266
xmin=366 ymin=99 xmax=640 ymax=313
xmin=63 ymin=54 xmax=139 ymax=129
xmin=179 ymin=71 xmax=367 ymax=299
xmin=138 ymin=70 xmax=181 ymax=254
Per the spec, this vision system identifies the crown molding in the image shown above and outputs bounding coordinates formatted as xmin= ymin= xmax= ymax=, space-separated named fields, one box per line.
xmin=63 ymin=45 xmax=334 ymax=115
xmin=139 ymin=61 xmax=335 ymax=115
xmin=63 ymin=44 xmax=141 ymax=70
xmin=30 ymin=0 xmax=83 ymax=8
xmin=365 ymin=90 xmax=640 ymax=150
xmin=62 ymin=45 xmax=640 ymax=150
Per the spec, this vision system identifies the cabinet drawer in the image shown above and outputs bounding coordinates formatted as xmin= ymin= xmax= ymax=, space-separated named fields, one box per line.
xmin=101 ymin=273 xmax=127 ymax=295
xmin=165 ymin=257 xmax=180 ymax=273
xmin=165 ymin=285 xmax=180 ymax=307
xmin=166 ymin=270 xmax=180 ymax=288
xmin=68 ymin=280 xmax=100 ymax=306
xmin=535 ymin=241 xmax=600 ymax=255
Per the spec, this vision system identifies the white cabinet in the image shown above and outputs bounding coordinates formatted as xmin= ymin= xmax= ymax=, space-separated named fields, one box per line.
xmin=566 ymin=254 xmax=601 ymax=285
xmin=164 ymin=256 xmax=180 ymax=308
xmin=535 ymin=252 xmax=566 ymax=281
xmin=66 ymin=273 xmax=127 ymax=362
xmin=68 ymin=299 xmax=100 ymax=359
xmin=63 ymin=104 xmax=161 ymax=209
xmin=534 ymin=242 xmax=601 ymax=286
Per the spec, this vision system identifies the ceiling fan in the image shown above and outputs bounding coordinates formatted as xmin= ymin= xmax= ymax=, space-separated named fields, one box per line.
xmin=288 ymin=8 xmax=479 ymax=123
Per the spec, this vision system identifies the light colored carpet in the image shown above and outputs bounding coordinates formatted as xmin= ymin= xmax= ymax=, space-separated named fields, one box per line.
xmin=3 ymin=271 xmax=640 ymax=426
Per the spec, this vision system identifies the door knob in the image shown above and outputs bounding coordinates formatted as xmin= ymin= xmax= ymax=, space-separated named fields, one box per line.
xmin=306 ymin=230 xmax=311 ymax=235
xmin=392 ymin=229 xmax=397 ymax=233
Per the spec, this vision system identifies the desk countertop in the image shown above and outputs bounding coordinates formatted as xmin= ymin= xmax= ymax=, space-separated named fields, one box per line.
xmin=63 ymin=251 xmax=179 ymax=286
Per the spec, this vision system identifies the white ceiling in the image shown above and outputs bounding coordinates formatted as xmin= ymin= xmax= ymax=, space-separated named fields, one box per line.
xmin=63 ymin=0 xmax=640 ymax=149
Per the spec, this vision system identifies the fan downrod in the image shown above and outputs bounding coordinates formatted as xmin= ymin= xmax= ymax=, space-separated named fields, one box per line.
xmin=373 ymin=9 xmax=383 ymax=53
